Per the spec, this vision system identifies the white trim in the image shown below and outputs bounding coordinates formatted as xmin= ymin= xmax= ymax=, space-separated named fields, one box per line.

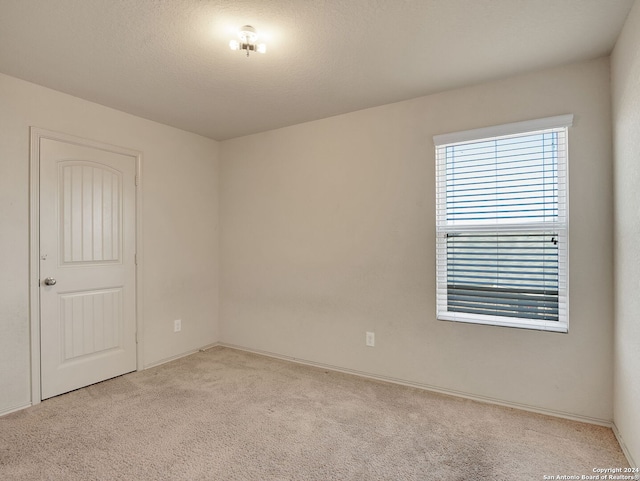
xmin=437 ymin=312 xmax=568 ymax=333
xmin=612 ymin=423 xmax=639 ymax=469
xmin=29 ymin=131 xmax=42 ymax=405
xmin=0 ymin=402 xmax=33 ymax=418
xmin=143 ymin=343 xmax=220 ymax=370
xmin=135 ymin=150 xmax=144 ymax=372
xmin=29 ymin=127 xmax=143 ymax=404
xmin=433 ymin=114 xmax=574 ymax=146
xmin=218 ymin=342 xmax=612 ymax=427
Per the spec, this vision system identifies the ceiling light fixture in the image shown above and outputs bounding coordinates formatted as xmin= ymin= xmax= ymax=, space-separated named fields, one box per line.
xmin=229 ymin=25 xmax=266 ymax=57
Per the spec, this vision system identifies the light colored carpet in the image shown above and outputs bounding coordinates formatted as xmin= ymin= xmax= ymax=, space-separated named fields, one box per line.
xmin=0 ymin=346 xmax=629 ymax=480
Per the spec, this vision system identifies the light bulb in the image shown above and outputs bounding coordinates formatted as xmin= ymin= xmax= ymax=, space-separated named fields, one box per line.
xmin=257 ymin=43 xmax=266 ymax=54
xmin=238 ymin=26 xmax=257 ymax=44
xmin=229 ymin=39 xmax=240 ymax=50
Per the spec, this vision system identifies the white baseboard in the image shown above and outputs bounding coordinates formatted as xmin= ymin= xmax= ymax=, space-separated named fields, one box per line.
xmin=612 ymin=423 xmax=638 ymax=468
xmin=198 ymin=342 xmax=221 ymax=352
xmin=143 ymin=342 xmax=220 ymax=370
xmin=0 ymin=402 xmax=32 ymax=418
xmin=219 ymin=342 xmax=613 ymax=428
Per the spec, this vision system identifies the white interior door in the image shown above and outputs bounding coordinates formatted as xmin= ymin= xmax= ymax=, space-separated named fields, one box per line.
xmin=39 ymin=137 xmax=137 ymax=400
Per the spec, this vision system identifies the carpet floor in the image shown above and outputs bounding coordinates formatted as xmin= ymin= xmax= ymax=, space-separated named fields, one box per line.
xmin=0 ymin=346 xmax=630 ymax=480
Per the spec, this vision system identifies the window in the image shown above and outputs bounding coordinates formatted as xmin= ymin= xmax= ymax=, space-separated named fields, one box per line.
xmin=434 ymin=115 xmax=572 ymax=332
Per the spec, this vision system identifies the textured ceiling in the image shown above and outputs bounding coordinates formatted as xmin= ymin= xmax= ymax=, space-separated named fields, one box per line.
xmin=0 ymin=0 xmax=634 ymax=140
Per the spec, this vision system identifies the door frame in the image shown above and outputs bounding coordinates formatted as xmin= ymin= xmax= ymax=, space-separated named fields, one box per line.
xmin=29 ymin=127 xmax=144 ymax=405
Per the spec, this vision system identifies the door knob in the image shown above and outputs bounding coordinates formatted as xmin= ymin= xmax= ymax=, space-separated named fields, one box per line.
xmin=43 ymin=277 xmax=57 ymax=286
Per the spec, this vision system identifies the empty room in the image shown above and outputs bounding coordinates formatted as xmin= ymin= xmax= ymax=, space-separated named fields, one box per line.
xmin=1 ymin=0 xmax=639 ymax=479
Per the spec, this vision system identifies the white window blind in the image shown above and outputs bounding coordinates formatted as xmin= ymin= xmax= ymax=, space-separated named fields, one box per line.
xmin=434 ymin=115 xmax=571 ymax=332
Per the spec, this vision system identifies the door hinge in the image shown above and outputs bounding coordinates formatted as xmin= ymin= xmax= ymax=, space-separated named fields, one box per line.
xmin=135 ymin=175 xmax=139 ymax=186
xmin=134 ymin=253 xmax=138 ymax=265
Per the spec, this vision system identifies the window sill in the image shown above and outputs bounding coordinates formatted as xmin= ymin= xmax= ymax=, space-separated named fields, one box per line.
xmin=437 ymin=312 xmax=568 ymax=333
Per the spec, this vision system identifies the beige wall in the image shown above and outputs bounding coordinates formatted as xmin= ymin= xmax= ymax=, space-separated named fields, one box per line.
xmin=220 ymin=57 xmax=614 ymax=422
xmin=612 ymin=0 xmax=640 ymax=466
xmin=0 ymin=73 xmax=220 ymax=414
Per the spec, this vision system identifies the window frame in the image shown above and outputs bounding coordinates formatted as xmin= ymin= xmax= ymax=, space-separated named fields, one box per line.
xmin=434 ymin=115 xmax=572 ymax=333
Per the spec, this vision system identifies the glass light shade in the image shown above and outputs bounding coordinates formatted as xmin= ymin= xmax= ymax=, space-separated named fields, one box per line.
xmin=257 ymin=43 xmax=267 ymax=54
xmin=229 ymin=39 xmax=240 ymax=50
xmin=238 ymin=28 xmax=257 ymax=44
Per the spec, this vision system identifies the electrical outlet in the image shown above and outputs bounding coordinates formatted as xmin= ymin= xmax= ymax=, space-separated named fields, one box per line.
xmin=174 ymin=319 xmax=182 ymax=332
xmin=366 ymin=331 xmax=375 ymax=347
